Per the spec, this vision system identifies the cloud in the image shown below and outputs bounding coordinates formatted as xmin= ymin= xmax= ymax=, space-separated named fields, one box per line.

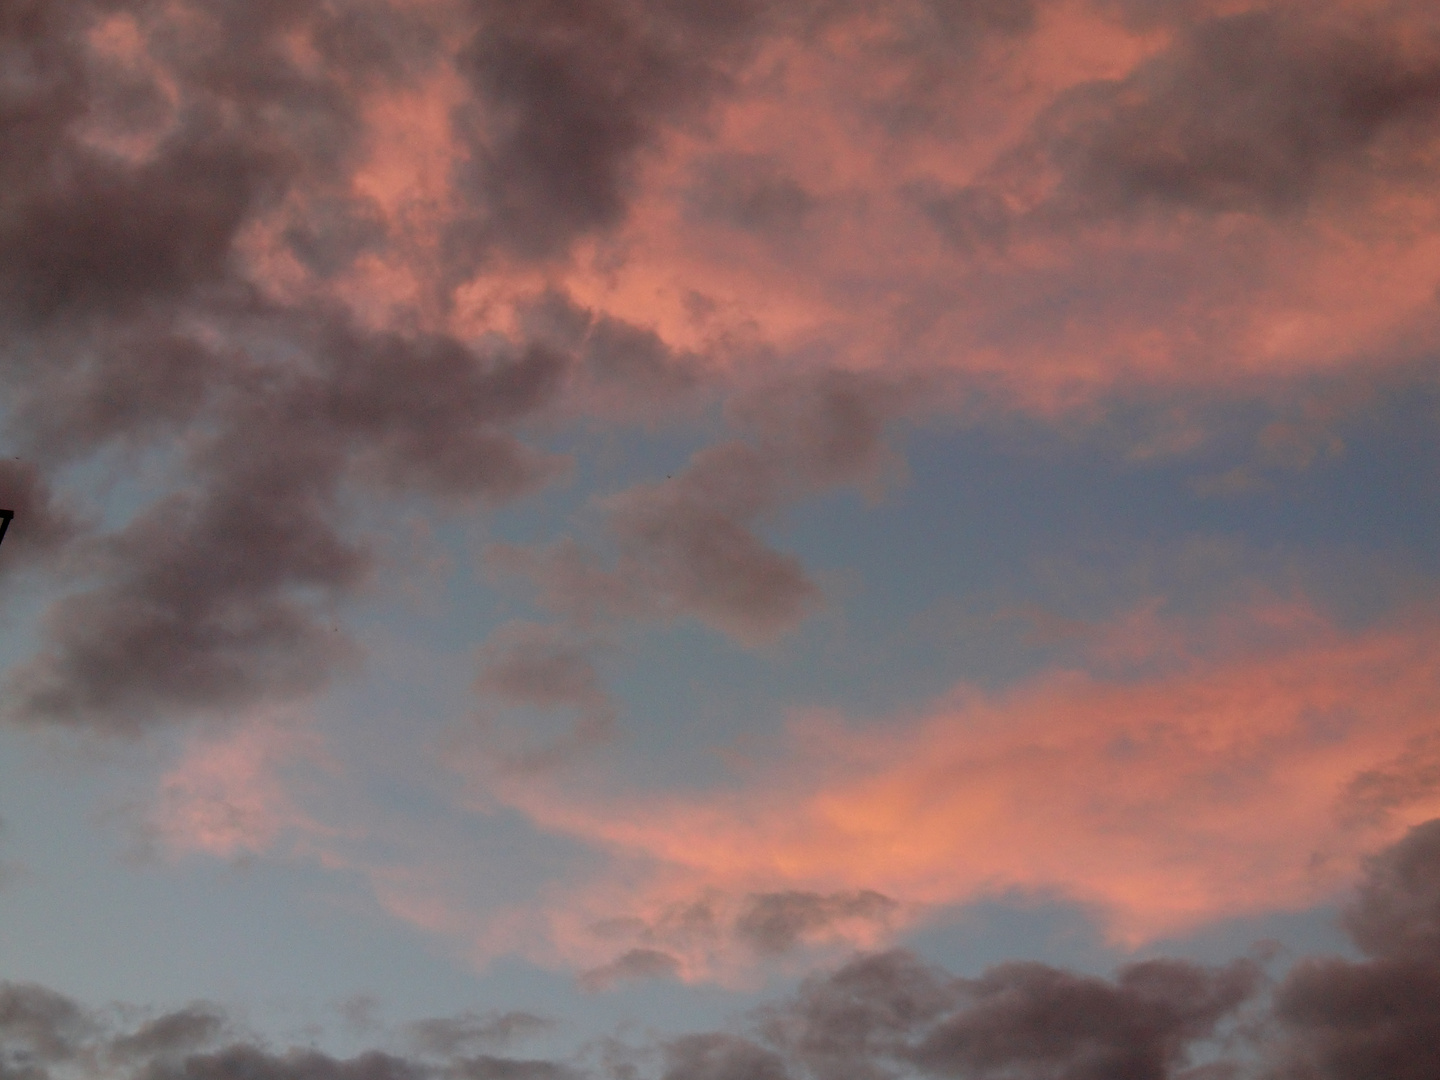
xmin=1335 ymin=733 xmax=1440 ymax=831
xmin=146 ymin=1046 xmax=429 ymax=1080
xmin=1340 ymin=817 xmax=1440 ymax=961
xmin=109 ymin=1007 xmax=227 ymax=1061
xmin=5 ymin=819 xmax=1440 ymax=1078
xmin=0 ymin=983 xmax=92 ymax=1066
xmin=602 ymin=442 xmax=820 ymax=644
xmin=753 ymin=949 xmax=1260 ymax=1080
xmin=578 ymin=948 xmax=683 ymax=992
xmin=3 ymin=309 xmax=577 ymax=734
xmin=1040 ymin=7 xmax=1440 ymax=219
xmin=406 ymin=1013 xmax=553 ymax=1059
xmin=685 ymin=154 xmax=817 ymax=236
xmin=0 ymin=461 xmax=84 ymax=576
xmin=488 ymin=369 xmax=912 ymax=648
xmin=4 ymin=0 xmax=1440 ymax=740
xmin=490 ymin=441 xmax=822 ymax=645
xmin=661 ymin=1034 xmax=788 ymax=1080
xmin=735 ymin=892 xmax=900 ymax=957
xmin=451 ymin=1058 xmax=579 ymax=1080
xmin=910 ymin=960 xmax=1258 ymax=1080
xmin=446 ymin=0 xmax=767 ymax=265
xmin=140 ymin=717 xmax=329 ymax=861
xmin=1269 ymin=819 xmax=1440 ymax=1080
xmin=471 ymin=622 xmax=618 ymax=774
xmin=484 ymin=600 xmax=1440 ymax=959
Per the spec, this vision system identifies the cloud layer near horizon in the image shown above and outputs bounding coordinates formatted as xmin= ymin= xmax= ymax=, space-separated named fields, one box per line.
xmin=9 ymin=818 xmax=1440 ymax=1080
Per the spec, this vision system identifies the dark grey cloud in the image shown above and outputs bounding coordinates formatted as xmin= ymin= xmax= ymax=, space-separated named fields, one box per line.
xmin=803 ymin=0 xmax=1039 ymax=135
xmin=4 ymin=313 xmax=572 ymax=734
xmin=476 ymin=627 xmax=607 ymax=710
xmin=0 ymin=983 xmax=92 ymax=1067
xmin=579 ymin=948 xmax=683 ymax=992
xmin=144 ymin=1046 xmax=429 ymax=1080
xmin=922 ymin=2 xmax=1440 ymax=248
xmin=3 ymin=393 xmax=369 ymax=734
xmin=0 ymin=996 xmax=563 ymax=1080
xmin=912 ymin=959 xmax=1259 ymax=1080
xmin=447 ymin=0 xmax=766 ymax=265
xmin=0 ymin=461 xmax=84 ymax=575
xmin=1055 ymin=8 xmax=1440 ymax=216
xmin=10 ymin=323 xmax=224 ymax=462
xmin=754 ymin=949 xmax=1261 ymax=1080
xmin=604 ymin=442 xmax=819 ymax=643
xmin=1266 ymin=821 xmax=1440 ymax=1080
xmin=0 ymin=0 xmax=388 ymax=328
xmin=0 ymin=0 xmax=1028 ymax=738
xmin=756 ymin=949 xmax=964 ymax=1080
xmin=317 ymin=326 xmax=571 ymax=503
xmin=490 ymin=441 xmax=819 ymax=645
xmin=473 ymin=622 xmax=617 ymax=773
xmin=516 ymin=290 xmax=705 ymax=409
xmin=736 ymin=892 xmax=899 ymax=957
xmin=109 ymin=1008 xmax=227 ymax=1061
xmin=407 ymin=1013 xmax=553 ymax=1059
xmin=0 ymin=0 xmax=675 ymax=735
xmin=487 ymin=367 xmax=913 ymax=647
xmin=661 ymin=1035 xmax=788 ymax=1080
xmin=726 ymin=371 xmax=917 ymax=490
xmin=451 ymin=1057 xmax=579 ymax=1080
xmin=1271 ymin=955 xmax=1440 ymax=1080
xmin=685 ymin=155 xmax=816 ymax=236
xmin=1341 ymin=818 xmax=1440 ymax=962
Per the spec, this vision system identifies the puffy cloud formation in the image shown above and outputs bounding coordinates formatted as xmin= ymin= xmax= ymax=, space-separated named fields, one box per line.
xmin=7 ymin=819 xmax=1440 ymax=1080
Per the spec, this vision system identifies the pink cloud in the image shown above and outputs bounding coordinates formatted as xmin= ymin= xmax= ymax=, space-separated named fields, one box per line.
xmin=213 ymin=0 xmax=1440 ymax=421
xmin=473 ymin=599 xmax=1440 ymax=977
xmin=147 ymin=716 xmax=332 ymax=860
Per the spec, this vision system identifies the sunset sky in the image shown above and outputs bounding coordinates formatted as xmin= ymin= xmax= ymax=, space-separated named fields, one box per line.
xmin=2 ymin=1 xmax=1440 ymax=1078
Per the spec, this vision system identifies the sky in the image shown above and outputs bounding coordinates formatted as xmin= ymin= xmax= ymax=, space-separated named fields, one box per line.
xmin=2 ymin=0 xmax=1440 ymax=1078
